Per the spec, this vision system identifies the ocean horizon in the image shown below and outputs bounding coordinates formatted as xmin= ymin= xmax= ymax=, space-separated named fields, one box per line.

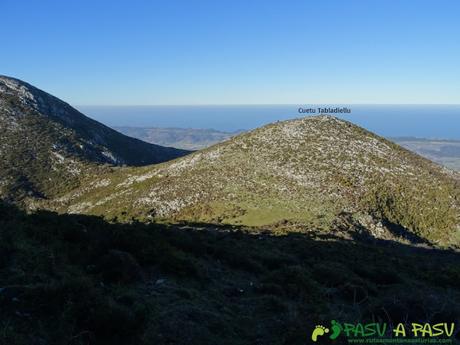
xmin=77 ymin=104 xmax=460 ymax=140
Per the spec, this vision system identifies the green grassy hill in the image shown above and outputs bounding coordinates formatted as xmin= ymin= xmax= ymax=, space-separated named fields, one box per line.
xmin=115 ymin=127 xmax=460 ymax=172
xmin=56 ymin=115 xmax=460 ymax=247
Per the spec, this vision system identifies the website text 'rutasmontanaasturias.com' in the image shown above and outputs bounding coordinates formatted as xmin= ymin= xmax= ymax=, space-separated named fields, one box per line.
xmin=298 ymin=106 xmax=352 ymax=114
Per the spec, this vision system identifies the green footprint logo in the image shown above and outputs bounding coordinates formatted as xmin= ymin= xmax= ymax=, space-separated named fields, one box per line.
xmin=329 ymin=320 xmax=342 ymax=340
xmin=311 ymin=325 xmax=329 ymax=342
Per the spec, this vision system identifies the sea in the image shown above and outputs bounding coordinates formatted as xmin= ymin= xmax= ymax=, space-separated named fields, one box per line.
xmin=76 ymin=105 xmax=460 ymax=140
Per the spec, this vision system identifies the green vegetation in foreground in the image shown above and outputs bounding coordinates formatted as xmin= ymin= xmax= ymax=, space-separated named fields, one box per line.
xmin=1 ymin=202 xmax=460 ymax=345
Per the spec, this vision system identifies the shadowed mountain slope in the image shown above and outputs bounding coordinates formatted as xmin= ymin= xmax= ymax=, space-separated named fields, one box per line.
xmin=0 ymin=76 xmax=189 ymax=201
xmin=56 ymin=115 xmax=460 ymax=247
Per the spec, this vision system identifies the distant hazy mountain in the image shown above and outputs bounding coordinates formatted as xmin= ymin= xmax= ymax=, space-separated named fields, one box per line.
xmin=114 ymin=126 xmax=243 ymax=150
xmin=0 ymin=76 xmax=189 ymax=201
xmin=392 ymin=137 xmax=460 ymax=171
xmin=58 ymin=115 xmax=460 ymax=247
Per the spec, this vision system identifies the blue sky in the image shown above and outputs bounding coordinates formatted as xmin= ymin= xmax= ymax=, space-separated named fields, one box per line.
xmin=1 ymin=0 xmax=459 ymax=105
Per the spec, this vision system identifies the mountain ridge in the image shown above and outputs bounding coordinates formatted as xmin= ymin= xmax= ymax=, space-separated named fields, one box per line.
xmin=0 ymin=76 xmax=190 ymax=201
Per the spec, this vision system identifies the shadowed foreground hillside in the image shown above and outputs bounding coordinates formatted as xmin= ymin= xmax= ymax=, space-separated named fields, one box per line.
xmin=1 ymin=202 xmax=460 ymax=345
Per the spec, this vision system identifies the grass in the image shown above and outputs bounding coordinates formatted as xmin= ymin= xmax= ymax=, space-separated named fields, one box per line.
xmin=178 ymin=199 xmax=338 ymax=229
